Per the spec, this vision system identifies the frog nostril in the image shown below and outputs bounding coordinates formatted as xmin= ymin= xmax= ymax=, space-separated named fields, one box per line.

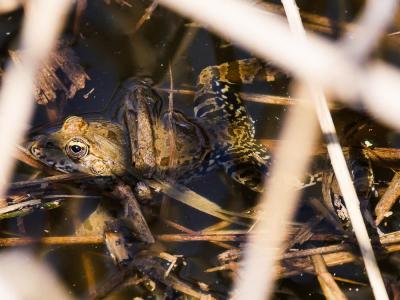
xmin=30 ymin=143 xmax=40 ymax=154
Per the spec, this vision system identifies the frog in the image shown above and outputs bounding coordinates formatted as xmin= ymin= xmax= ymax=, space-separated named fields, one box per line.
xmin=29 ymin=58 xmax=274 ymax=192
xmin=322 ymin=149 xmax=376 ymax=229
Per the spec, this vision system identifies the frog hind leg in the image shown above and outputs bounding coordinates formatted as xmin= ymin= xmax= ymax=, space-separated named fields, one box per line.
xmin=213 ymin=141 xmax=271 ymax=192
xmin=194 ymin=59 xmax=273 ymax=192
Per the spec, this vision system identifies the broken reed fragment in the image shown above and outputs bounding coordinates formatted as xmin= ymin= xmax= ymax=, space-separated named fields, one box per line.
xmin=311 ymin=254 xmax=347 ymax=300
xmin=131 ymin=0 xmax=159 ymax=34
xmin=103 ymin=0 xmax=133 ymax=7
xmin=88 ymin=252 xmax=216 ymax=300
xmin=375 ymin=172 xmax=400 ymax=225
xmin=9 ymin=41 xmax=90 ymax=105
xmin=207 ymin=229 xmax=400 ymax=279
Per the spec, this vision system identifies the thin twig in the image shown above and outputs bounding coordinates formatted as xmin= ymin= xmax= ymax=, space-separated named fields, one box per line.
xmin=283 ymin=244 xmax=350 ymax=260
xmin=166 ymin=62 xmax=177 ymax=177
xmin=157 ymin=233 xmax=245 ymax=242
xmin=82 ymin=253 xmax=96 ymax=296
xmin=155 ymin=87 xmax=297 ymax=106
xmin=131 ymin=0 xmax=159 ymax=34
xmin=162 ymin=219 xmax=234 ymax=249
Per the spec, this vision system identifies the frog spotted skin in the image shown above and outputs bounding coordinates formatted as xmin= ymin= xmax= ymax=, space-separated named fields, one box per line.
xmin=29 ymin=59 xmax=274 ymax=191
xmin=322 ymin=150 xmax=376 ymax=230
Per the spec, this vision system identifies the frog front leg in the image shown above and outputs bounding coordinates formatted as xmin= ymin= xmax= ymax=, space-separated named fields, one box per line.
xmin=121 ymin=78 xmax=162 ymax=178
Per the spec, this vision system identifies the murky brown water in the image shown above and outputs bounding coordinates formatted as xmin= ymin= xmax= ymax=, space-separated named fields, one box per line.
xmin=1 ymin=0 xmax=400 ymax=299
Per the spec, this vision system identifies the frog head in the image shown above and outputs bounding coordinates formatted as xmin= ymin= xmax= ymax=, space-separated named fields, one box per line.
xmin=29 ymin=116 xmax=129 ymax=176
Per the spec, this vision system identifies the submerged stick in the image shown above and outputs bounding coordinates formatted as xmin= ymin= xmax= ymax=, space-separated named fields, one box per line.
xmin=81 ymin=253 xmax=96 ymax=296
xmin=311 ymin=254 xmax=347 ymax=300
xmin=0 ymin=236 xmax=103 ymax=247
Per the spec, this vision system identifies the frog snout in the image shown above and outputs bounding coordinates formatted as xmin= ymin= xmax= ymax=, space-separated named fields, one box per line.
xmin=28 ymin=135 xmax=57 ymax=159
xmin=30 ymin=135 xmax=57 ymax=149
xmin=29 ymin=141 xmax=44 ymax=159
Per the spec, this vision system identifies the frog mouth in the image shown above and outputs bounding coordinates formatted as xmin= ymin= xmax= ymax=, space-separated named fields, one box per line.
xmin=27 ymin=139 xmax=79 ymax=173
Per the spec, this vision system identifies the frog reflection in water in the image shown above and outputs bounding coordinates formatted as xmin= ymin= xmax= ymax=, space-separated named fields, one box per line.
xmin=30 ymin=59 xmax=273 ymax=192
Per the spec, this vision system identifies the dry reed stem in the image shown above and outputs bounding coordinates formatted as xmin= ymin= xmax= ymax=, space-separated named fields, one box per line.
xmin=340 ymin=0 xmax=398 ymax=62
xmin=232 ymin=93 xmax=319 ymax=299
xmin=166 ymin=63 xmax=177 ymax=176
xmin=157 ymin=233 xmax=245 ymax=242
xmin=0 ymin=236 xmax=103 ymax=247
xmin=0 ymin=0 xmax=72 ymax=201
xmin=162 ymin=219 xmax=234 ymax=249
xmin=0 ymin=0 xmax=21 ymax=13
xmin=281 ymin=1 xmax=389 ymax=298
xmin=158 ymin=0 xmax=400 ymax=131
xmin=0 ymin=251 xmax=72 ymax=299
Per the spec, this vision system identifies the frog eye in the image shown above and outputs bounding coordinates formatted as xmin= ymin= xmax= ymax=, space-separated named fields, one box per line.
xmin=65 ymin=137 xmax=89 ymax=159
